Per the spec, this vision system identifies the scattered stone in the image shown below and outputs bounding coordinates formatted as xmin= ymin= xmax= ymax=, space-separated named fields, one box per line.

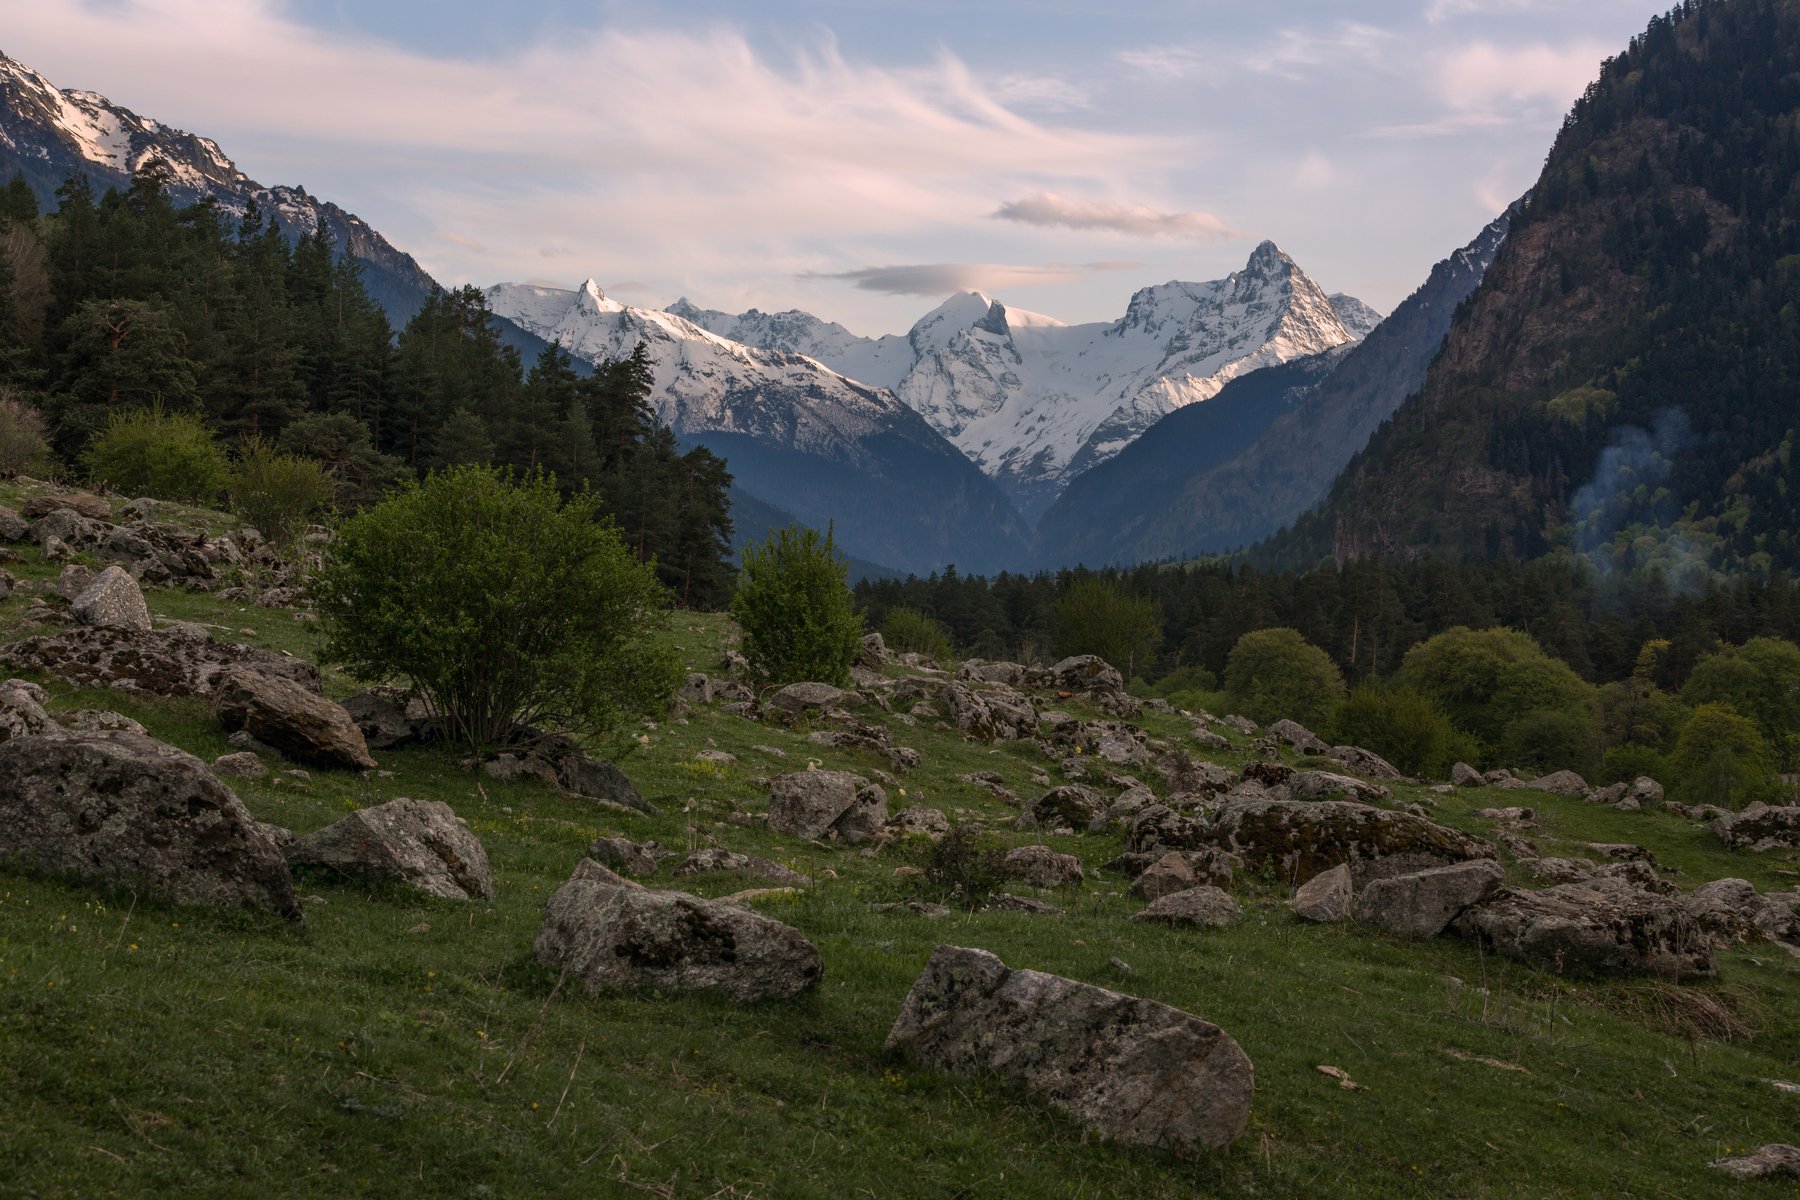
xmin=1472 ymin=806 xmax=1536 ymax=825
xmin=69 ymin=565 xmax=152 ymax=633
xmin=0 ymin=729 xmax=300 ymax=918
xmin=1353 ymin=860 xmax=1505 ymax=937
xmin=535 ymin=859 xmax=823 ymax=1002
xmin=0 ymin=625 xmax=320 ymax=698
xmin=1290 ymin=864 xmax=1353 ymax=922
xmin=944 ymin=681 xmax=1038 ymax=742
xmin=693 ymin=749 xmax=737 ymax=767
xmin=990 ymin=893 xmax=1064 ymax=915
xmin=212 ymin=750 xmax=267 ymax=778
xmin=766 ymin=681 xmax=855 ymax=719
xmin=1712 ymin=803 xmax=1800 ymax=852
xmin=286 ymin=798 xmax=492 ymax=901
xmin=873 ymin=900 xmax=952 ymax=918
xmin=212 ymin=667 xmax=375 ymax=771
xmin=886 ymin=945 xmax=1253 ymax=1155
xmin=767 ymin=769 xmax=888 ymax=844
xmin=1452 ymin=878 xmax=1716 ymax=979
xmin=886 ymin=806 xmax=951 ymax=840
xmin=1451 ymin=762 xmax=1484 ymax=788
xmin=673 ymin=848 xmax=808 ymax=887
xmin=1526 ymin=770 xmax=1590 ymax=797
xmin=1016 ymin=784 xmax=1108 ymax=832
xmin=1002 ymin=845 xmax=1084 ymax=888
xmin=1267 ymin=719 xmax=1331 ymax=755
xmin=1708 ymin=1145 xmax=1799 ymax=1181
xmin=1132 ymin=885 xmax=1243 ymax=928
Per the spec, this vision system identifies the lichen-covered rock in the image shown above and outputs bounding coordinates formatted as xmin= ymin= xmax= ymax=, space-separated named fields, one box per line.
xmin=212 ymin=667 xmax=375 ymax=770
xmin=1290 ymin=864 xmax=1353 ymax=922
xmin=944 ymin=682 xmax=1038 ymax=742
xmin=1711 ymin=803 xmax=1800 ymax=852
xmin=23 ymin=491 xmax=111 ymax=521
xmin=1267 ymin=719 xmax=1330 ymax=755
xmin=1131 ymin=886 xmax=1243 ymax=928
xmin=1016 ymin=784 xmax=1108 ymax=832
xmin=765 ymin=681 xmax=854 ymax=719
xmin=1289 ymin=770 xmax=1391 ymax=805
xmin=535 ymin=860 xmax=823 ymax=1002
xmin=1176 ymin=797 xmax=1496 ymax=887
xmin=586 ymin=835 xmax=664 ymax=877
xmin=0 ymin=730 xmax=300 ymax=918
xmin=886 ymin=806 xmax=950 ymax=840
xmin=767 ymin=769 xmax=888 ymax=843
xmin=1451 ymin=878 xmax=1717 ymax=979
xmin=1451 ymin=762 xmax=1484 ymax=787
xmin=674 ymin=848 xmax=808 ymax=887
xmin=1130 ymin=850 xmax=1201 ymax=901
xmin=286 ymin=798 xmax=492 ymax=901
xmin=211 ymin=750 xmax=266 ymax=778
xmin=71 ymin=565 xmax=152 ymax=633
xmin=1526 ymin=770 xmax=1590 ymax=797
xmin=1352 ymin=860 xmax=1504 ymax=937
xmin=1041 ymin=654 xmax=1125 ymax=695
xmin=957 ymin=659 xmax=1026 ymax=687
xmin=1002 ymin=844 xmax=1084 ymax=888
xmin=1708 ymin=1144 xmax=1800 ymax=1181
xmin=1328 ymin=745 xmax=1403 ymax=780
xmin=0 ymin=625 xmax=321 ymax=697
xmin=886 ymin=945 xmax=1253 ymax=1155
xmin=0 ymin=678 xmax=57 ymax=742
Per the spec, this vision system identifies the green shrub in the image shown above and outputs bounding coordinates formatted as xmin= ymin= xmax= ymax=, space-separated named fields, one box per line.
xmin=1331 ymin=683 xmax=1456 ymax=778
xmin=227 ymin=437 xmax=334 ymax=549
xmin=1053 ymin=577 xmax=1162 ymax=679
xmin=1223 ymin=627 xmax=1345 ymax=729
xmin=1396 ymin=626 xmax=1597 ymax=765
xmin=1597 ymin=677 xmax=1688 ymax=754
xmin=880 ymin=606 xmax=954 ymax=664
xmin=1599 ymin=744 xmax=1668 ymax=787
xmin=311 ymin=464 xmax=680 ymax=751
xmin=1681 ymin=637 xmax=1800 ymax=768
xmin=278 ymin=413 xmax=405 ymax=510
xmin=1669 ymin=703 xmax=1773 ymax=809
xmin=730 ymin=524 xmax=863 ymax=686
xmin=916 ymin=825 xmax=1010 ymax=911
xmin=83 ymin=403 xmax=228 ymax=503
xmin=1140 ymin=664 xmax=1219 ymax=700
xmin=0 ymin=389 xmax=51 ymax=478
xmin=1501 ymin=708 xmax=1601 ymax=776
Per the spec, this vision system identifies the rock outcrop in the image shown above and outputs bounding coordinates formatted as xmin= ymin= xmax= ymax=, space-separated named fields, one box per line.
xmin=1352 ymin=860 xmax=1504 ymax=937
xmin=1451 ymin=879 xmax=1716 ymax=978
xmin=212 ymin=667 xmax=375 ymax=770
xmin=767 ymin=770 xmax=888 ymax=843
xmin=286 ymin=798 xmax=492 ymax=900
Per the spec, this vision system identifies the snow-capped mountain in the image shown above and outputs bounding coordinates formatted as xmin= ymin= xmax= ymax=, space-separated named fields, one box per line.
xmin=680 ymin=243 xmax=1371 ymax=518
xmin=488 ymin=280 xmax=1033 ymax=575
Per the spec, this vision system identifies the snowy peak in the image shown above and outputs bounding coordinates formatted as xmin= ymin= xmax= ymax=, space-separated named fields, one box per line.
xmin=1329 ymin=293 xmax=1384 ymax=339
xmin=576 ymin=278 xmax=624 ymax=315
xmin=909 ymin=291 xmax=996 ymax=358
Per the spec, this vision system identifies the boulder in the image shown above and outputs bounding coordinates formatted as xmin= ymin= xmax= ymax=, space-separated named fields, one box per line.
xmin=767 ymin=770 xmax=888 ymax=843
xmin=1352 ymin=860 xmax=1504 ymax=937
xmin=680 ymin=673 xmax=715 ymax=705
xmin=70 ymin=565 xmax=152 ymax=633
xmin=0 ymin=505 xmax=27 ymax=541
xmin=943 ymin=682 xmax=1038 ymax=742
xmin=212 ymin=667 xmax=375 ymax=770
xmin=1290 ymin=864 xmax=1353 ymax=923
xmin=1526 ymin=770 xmax=1590 ymax=797
xmin=586 ymin=836 xmax=665 ymax=877
xmin=957 ymin=659 xmax=1026 ymax=687
xmin=534 ymin=860 xmax=823 ymax=1002
xmin=886 ymin=945 xmax=1253 ymax=1155
xmin=1451 ymin=879 xmax=1716 ymax=979
xmin=886 ymin=806 xmax=951 ymax=840
xmin=1016 ymin=784 xmax=1108 ymax=832
xmin=1094 ymin=727 xmax=1151 ymax=767
xmin=0 ymin=677 xmax=57 ymax=741
xmin=1711 ymin=803 xmax=1800 ymax=852
xmin=1267 ymin=719 xmax=1331 ymax=755
xmin=1002 ymin=845 xmax=1084 ymax=889
xmin=1130 ymin=851 xmax=1200 ymax=901
xmin=340 ymin=690 xmax=420 ymax=750
xmin=0 ymin=730 xmax=300 ymax=918
xmin=1450 ymin=762 xmax=1484 ymax=788
xmin=1683 ymin=878 xmax=1800 ymax=948
xmin=211 ymin=750 xmax=267 ymax=778
xmin=766 ymin=681 xmax=854 ymax=719
xmin=1709 ymin=1145 xmax=1800 ymax=1181
xmin=1289 ymin=770 xmax=1391 ymax=805
xmin=1042 ymin=654 xmax=1125 ymax=695
xmin=0 ymin=625 xmax=321 ymax=697
xmin=1131 ymin=886 xmax=1243 ymax=929
xmin=673 ymin=848 xmax=808 ymax=887
xmin=286 ymin=798 xmax=493 ymax=901
xmin=1328 ymin=745 xmax=1403 ymax=780
xmin=857 ymin=632 xmax=889 ymax=670
xmin=23 ymin=491 xmax=111 ymax=521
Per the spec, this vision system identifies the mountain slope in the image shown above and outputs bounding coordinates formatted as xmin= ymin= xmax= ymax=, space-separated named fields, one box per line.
xmin=1038 ymin=204 xmax=1516 ymax=567
xmin=1275 ymin=0 xmax=1800 ymax=575
xmin=488 ymin=281 xmax=1033 ymax=576
xmin=682 ymin=244 xmax=1369 ymax=518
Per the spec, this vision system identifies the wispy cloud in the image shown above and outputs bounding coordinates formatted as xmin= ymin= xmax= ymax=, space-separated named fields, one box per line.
xmin=991 ymin=192 xmax=1244 ymax=240
xmin=1117 ymin=21 xmax=1392 ymax=84
xmin=806 ymin=260 xmax=1140 ymax=297
xmin=1424 ymin=0 xmax=1553 ymax=25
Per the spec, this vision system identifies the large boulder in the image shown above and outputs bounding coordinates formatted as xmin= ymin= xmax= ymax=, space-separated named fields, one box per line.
xmin=1450 ymin=762 xmax=1484 ymax=788
xmin=1526 ymin=770 xmax=1590 ymax=797
xmin=767 ymin=770 xmax=888 ymax=843
xmin=1328 ymin=745 xmax=1403 ymax=780
xmin=0 ymin=625 xmax=321 ymax=697
xmin=1042 ymin=655 xmax=1125 ymax=695
xmin=1352 ymin=860 xmax=1504 ymax=937
xmin=886 ymin=945 xmax=1253 ymax=1155
xmin=534 ymin=859 xmax=823 ymax=1002
xmin=1002 ymin=845 xmax=1084 ymax=889
xmin=0 ymin=730 xmax=300 ymax=918
xmin=765 ymin=681 xmax=855 ymax=719
xmin=944 ymin=682 xmax=1038 ymax=742
xmin=1289 ymin=770 xmax=1390 ymax=805
xmin=1016 ymin=784 xmax=1108 ymax=832
xmin=1451 ymin=878 xmax=1717 ymax=979
xmin=1290 ymin=864 xmax=1353 ymax=922
xmin=1267 ymin=719 xmax=1330 ymax=755
xmin=1131 ymin=886 xmax=1244 ymax=929
xmin=1165 ymin=797 xmax=1496 ymax=887
xmin=23 ymin=491 xmax=111 ymax=521
xmin=286 ymin=798 xmax=492 ymax=901
xmin=1711 ymin=803 xmax=1800 ymax=852
xmin=957 ymin=659 xmax=1027 ymax=687
xmin=0 ymin=678 xmax=57 ymax=741
xmin=71 ymin=565 xmax=152 ymax=633
xmin=212 ymin=667 xmax=375 ymax=770
xmin=340 ymin=689 xmax=421 ymax=750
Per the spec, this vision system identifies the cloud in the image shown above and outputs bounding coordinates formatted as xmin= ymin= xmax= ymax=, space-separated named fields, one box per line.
xmin=1433 ymin=40 xmax=1610 ymax=112
xmin=991 ymin=192 xmax=1243 ymax=240
xmin=807 ymin=260 xmax=1139 ymax=297
xmin=1424 ymin=0 xmax=1552 ymax=24
xmin=1117 ymin=21 xmax=1392 ymax=84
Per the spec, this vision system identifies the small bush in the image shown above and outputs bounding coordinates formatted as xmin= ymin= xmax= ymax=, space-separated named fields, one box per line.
xmin=880 ymin=606 xmax=954 ymax=664
xmin=0 ymin=389 xmax=51 ymax=478
xmin=1331 ymin=683 xmax=1456 ymax=778
xmin=1501 ymin=708 xmax=1601 ymax=776
xmin=1139 ymin=664 xmax=1219 ymax=700
xmin=1053 ymin=577 xmax=1161 ymax=679
xmin=311 ymin=464 xmax=680 ymax=751
xmin=1223 ymin=627 xmax=1345 ymax=729
xmin=1599 ymin=744 xmax=1669 ymax=787
xmin=278 ymin=413 xmax=405 ymax=510
xmin=227 ymin=437 xmax=334 ymax=549
xmin=730 ymin=524 xmax=863 ymax=686
xmin=1669 ymin=703 xmax=1773 ymax=808
xmin=916 ymin=825 xmax=1010 ymax=911
xmin=83 ymin=403 xmax=228 ymax=503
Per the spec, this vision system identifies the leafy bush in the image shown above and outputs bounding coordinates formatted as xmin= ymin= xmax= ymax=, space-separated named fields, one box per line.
xmin=730 ymin=524 xmax=863 ymax=686
xmin=1331 ymin=683 xmax=1456 ymax=778
xmin=1396 ymin=627 xmax=1596 ymax=765
xmin=915 ymin=825 xmax=1010 ymax=911
xmin=1501 ymin=708 xmax=1601 ymax=776
xmin=0 ymin=389 xmax=50 ymax=478
xmin=1597 ymin=677 xmax=1688 ymax=753
xmin=1053 ymin=576 xmax=1162 ymax=679
xmin=1223 ymin=627 xmax=1345 ymax=729
xmin=83 ymin=403 xmax=228 ymax=504
xmin=1681 ymin=637 xmax=1800 ymax=768
xmin=278 ymin=413 xmax=405 ymax=510
xmin=880 ymin=606 xmax=954 ymax=664
xmin=227 ymin=437 xmax=334 ymax=549
xmin=1669 ymin=703 xmax=1773 ymax=808
xmin=311 ymin=464 xmax=680 ymax=751
xmin=1599 ymin=743 xmax=1669 ymax=787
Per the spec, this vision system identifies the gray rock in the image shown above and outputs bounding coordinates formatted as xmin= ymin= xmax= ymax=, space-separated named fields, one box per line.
xmin=673 ymin=848 xmax=807 ymax=887
xmin=23 ymin=491 xmax=111 ymax=521
xmin=1711 ymin=803 xmax=1800 ymax=852
xmin=990 ymin=893 xmax=1064 ymax=915
xmin=585 ymin=836 xmax=664 ymax=877
xmin=1526 ymin=770 xmax=1590 ymax=797
xmin=1517 ymin=857 xmax=1597 ymax=884
xmin=1352 ymin=859 xmax=1504 ymax=937
xmin=0 ymin=677 xmax=59 ymax=741
xmin=680 ymin=673 xmax=714 ymax=704
xmin=1289 ymin=770 xmax=1390 ymax=805
xmin=1328 ymin=745 xmax=1403 ymax=780
xmin=766 ymin=681 xmax=854 ymax=719
xmin=1472 ymin=806 xmax=1536 ymax=825
xmin=767 ymin=769 xmax=888 ymax=843
xmin=1290 ymin=864 xmax=1353 ymax=922
xmin=693 ymin=749 xmax=737 ymax=767
xmin=55 ymin=562 xmax=96 ymax=600
xmin=1451 ymin=879 xmax=1717 ymax=978
xmin=956 ymin=659 xmax=1026 ymax=687
xmin=1016 ymin=784 xmax=1108 ymax=832
xmin=0 ymin=505 xmax=26 ymax=541
xmin=340 ymin=690 xmax=419 ymax=750
xmin=944 ymin=682 xmax=1038 ymax=742
xmin=0 ymin=730 xmax=300 ymax=918
xmin=535 ymin=860 xmax=823 ymax=1002
xmin=1451 ymin=762 xmax=1484 ymax=787
xmin=1132 ymin=886 xmax=1243 ymax=928
xmin=1708 ymin=1145 xmax=1799 ymax=1181
xmin=1043 ymin=654 xmax=1126 ymax=695
xmin=212 ymin=750 xmax=267 ymax=778
xmin=1002 ymin=844 xmax=1084 ymax=888
xmin=1094 ymin=727 xmax=1151 ymax=766
xmin=857 ymin=632 xmax=889 ymax=670
xmin=0 ymin=625 xmax=321 ymax=697
xmin=886 ymin=806 xmax=950 ymax=840
xmin=1267 ymin=719 xmax=1330 ymax=755
xmin=286 ymin=798 xmax=493 ymax=901
xmin=886 ymin=945 xmax=1253 ymax=1155
xmin=1130 ymin=851 xmax=1201 ymax=901
xmin=212 ymin=667 xmax=376 ymax=771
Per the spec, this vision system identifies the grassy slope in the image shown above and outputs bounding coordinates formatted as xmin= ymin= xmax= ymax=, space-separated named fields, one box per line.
xmin=1 ymin=488 xmax=1797 ymax=1198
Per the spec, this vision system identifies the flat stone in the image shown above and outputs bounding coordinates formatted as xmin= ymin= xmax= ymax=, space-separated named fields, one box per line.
xmin=1353 ymin=859 xmax=1504 ymax=937
xmin=1132 ymin=885 xmax=1243 ymax=928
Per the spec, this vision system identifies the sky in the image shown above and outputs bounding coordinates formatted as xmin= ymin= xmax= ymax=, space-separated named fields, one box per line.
xmin=5 ymin=0 xmax=1673 ymax=335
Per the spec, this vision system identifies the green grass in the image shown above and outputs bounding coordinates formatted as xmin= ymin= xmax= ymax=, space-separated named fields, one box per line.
xmin=2 ymin=489 xmax=1798 ymax=1198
